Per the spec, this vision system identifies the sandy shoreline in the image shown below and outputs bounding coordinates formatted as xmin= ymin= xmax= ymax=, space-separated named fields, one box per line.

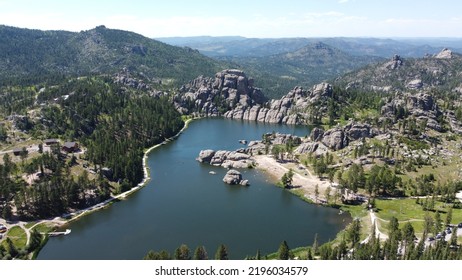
xmin=253 ymin=155 xmax=334 ymax=202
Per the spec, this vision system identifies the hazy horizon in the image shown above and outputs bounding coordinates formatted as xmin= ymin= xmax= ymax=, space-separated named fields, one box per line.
xmin=1 ymin=0 xmax=461 ymax=38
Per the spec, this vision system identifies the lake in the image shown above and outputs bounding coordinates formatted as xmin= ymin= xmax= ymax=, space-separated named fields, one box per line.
xmin=38 ymin=118 xmax=350 ymax=259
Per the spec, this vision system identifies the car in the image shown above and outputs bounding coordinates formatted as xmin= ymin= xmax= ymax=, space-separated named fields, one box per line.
xmin=458 ymin=223 xmax=462 ymax=228
xmin=446 ymin=228 xmax=452 ymax=234
xmin=428 ymin=237 xmax=435 ymax=242
xmin=436 ymin=234 xmax=442 ymax=239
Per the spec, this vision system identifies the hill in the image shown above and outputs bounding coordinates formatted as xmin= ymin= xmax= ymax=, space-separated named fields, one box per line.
xmin=228 ymin=42 xmax=383 ymax=96
xmin=0 ymin=25 xmax=229 ymax=86
xmin=335 ymin=48 xmax=462 ymax=93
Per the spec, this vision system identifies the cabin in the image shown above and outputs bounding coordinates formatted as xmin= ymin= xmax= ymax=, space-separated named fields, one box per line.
xmin=62 ymin=142 xmax=79 ymax=153
xmin=12 ymin=147 xmax=23 ymax=156
xmin=44 ymin=139 xmax=59 ymax=146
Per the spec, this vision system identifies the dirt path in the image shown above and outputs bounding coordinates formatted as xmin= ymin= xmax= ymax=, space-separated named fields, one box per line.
xmin=369 ymin=210 xmax=388 ymax=241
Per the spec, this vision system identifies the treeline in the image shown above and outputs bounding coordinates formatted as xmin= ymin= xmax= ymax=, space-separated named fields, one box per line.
xmin=144 ymin=241 xmax=293 ymax=260
xmin=0 ymin=76 xmax=184 ymax=219
xmin=39 ymin=77 xmax=184 ymax=186
xmin=144 ymin=244 xmax=230 ymax=260
xmin=306 ymin=217 xmax=462 ymax=260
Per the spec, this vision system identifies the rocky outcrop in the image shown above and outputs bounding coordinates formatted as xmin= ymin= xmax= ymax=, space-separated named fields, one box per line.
xmin=177 ymin=70 xmax=335 ymax=125
xmin=308 ymin=122 xmax=376 ymax=151
xmin=222 ymin=169 xmax=248 ymax=186
xmin=407 ymin=79 xmax=423 ymax=90
xmin=344 ymin=122 xmax=375 ymax=141
xmin=224 ymin=83 xmax=333 ymax=125
xmin=384 ymin=54 xmax=403 ymax=70
xmin=381 ymin=92 xmax=442 ymax=131
xmin=321 ymin=127 xmax=347 ymax=150
xmin=196 ymin=149 xmax=215 ymax=163
xmin=447 ymin=111 xmax=462 ymax=134
xmin=310 ymin=127 xmax=324 ymax=142
xmin=174 ymin=69 xmax=266 ymax=118
xmin=197 ymin=149 xmax=255 ymax=169
xmin=434 ymin=48 xmax=453 ymax=59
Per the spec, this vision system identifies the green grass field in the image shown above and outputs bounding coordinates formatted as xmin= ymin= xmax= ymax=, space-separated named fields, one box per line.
xmin=5 ymin=226 xmax=27 ymax=248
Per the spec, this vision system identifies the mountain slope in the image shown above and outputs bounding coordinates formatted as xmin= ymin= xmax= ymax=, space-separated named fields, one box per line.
xmin=230 ymin=42 xmax=383 ymax=94
xmin=336 ymin=49 xmax=462 ymax=93
xmin=0 ymin=25 xmax=229 ymax=85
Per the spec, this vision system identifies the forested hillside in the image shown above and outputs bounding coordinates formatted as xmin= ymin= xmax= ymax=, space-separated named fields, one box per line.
xmin=0 ymin=76 xmax=183 ymax=220
xmin=0 ymin=25 xmax=229 ymax=86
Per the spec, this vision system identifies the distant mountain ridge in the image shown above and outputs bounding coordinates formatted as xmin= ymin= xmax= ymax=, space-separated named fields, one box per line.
xmin=335 ymin=48 xmax=462 ymax=93
xmin=157 ymin=36 xmax=462 ymax=58
xmin=0 ymin=25 xmax=229 ymax=85
xmin=227 ymin=42 xmax=383 ymax=96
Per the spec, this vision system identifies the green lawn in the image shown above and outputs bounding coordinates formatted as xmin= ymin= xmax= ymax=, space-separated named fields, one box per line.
xmin=375 ymin=198 xmax=462 ymax=235
xmin=5 ymin=226 xmax=27 ymax=248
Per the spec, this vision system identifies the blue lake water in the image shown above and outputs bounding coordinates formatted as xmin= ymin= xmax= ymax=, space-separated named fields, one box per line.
xmin=38 ymin=118 xmax=350 ymax=259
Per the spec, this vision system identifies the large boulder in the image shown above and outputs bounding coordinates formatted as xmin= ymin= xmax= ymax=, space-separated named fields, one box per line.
xmin=196 ymin=149 xmax=215 ymax=163
xmin=345 ymin=122 xmax=373 ymax=141
xmin=321 ymin=127 xmax=348 ymax=150
xmin=310 ymin=127 xmax=324 ymax=142
xmin=198 ymin=150 xmax=255 ymax=168
xmin=223 ymin=169 xmax=248 ymax=185
xmin=294 ymin=142 xmax=319 ymax=154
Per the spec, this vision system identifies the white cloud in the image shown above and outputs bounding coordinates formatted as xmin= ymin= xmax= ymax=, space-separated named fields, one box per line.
xmin=338 ymin=0 xmax=349 ymax=3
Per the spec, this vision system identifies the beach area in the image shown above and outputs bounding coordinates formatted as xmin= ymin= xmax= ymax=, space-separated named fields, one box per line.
xmin=253 ymin=154 xmax=334 ymax=203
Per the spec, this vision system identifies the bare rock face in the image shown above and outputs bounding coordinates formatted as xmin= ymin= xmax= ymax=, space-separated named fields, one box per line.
xmin=310 ymin=127 xmax=324 ymax=142
xmin=434 ymin=48 xmax=453 ymax=59
xmin=407 ymin=79 xmax=423 ymax=90
xmin=409 ymin=92 xmax=434 ymax=111
xmin=174 ymin=69 xmax=266 ymax=118
xmin=294 ymin=142 xmax=319 ymax=154
xmin=178 ymin=72 xmax=335 ymax=126
xmin=321 ymin=127 xmax=348 ymax=151
xmin=384 ymin=54 xmax=403 ymax=70
xmin=344 ymin=122 xmax=374 ymax=141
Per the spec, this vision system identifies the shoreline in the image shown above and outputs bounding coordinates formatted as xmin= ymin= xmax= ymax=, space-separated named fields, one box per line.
xmin=0 ymin=118 xmax=197 ymax=253
xmin=252 ymin=154 xmax=334 ymax=203
xmin=62 ymin=117 xmax=196 ymax=224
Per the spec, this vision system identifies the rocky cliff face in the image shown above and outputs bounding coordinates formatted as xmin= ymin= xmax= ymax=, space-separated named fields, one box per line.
xmin=381 ymin=92 xmax=443 ymax=131
xmin=224 ymin=83 xmax=333 ymax=125
xmin=174 ymin=69 xmax=266 ymax=117
xmin=307 ymin=122 xmax=377 ymax=151
xmin=175 ymin=69 xmax=336 ymax=125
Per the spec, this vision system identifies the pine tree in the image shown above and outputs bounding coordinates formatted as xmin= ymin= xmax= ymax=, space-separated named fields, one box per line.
xmin=312 ymin=233 xmax=319 ymax=255
xmin=445 ymin=207 xmax=453 ymax=226
xmin=193 ymin=245 xmax=208 ymax=260
xmin=277 ymin=240 xmax=290 ymax=260
xmin=215 ymin=244 xmax=229 ymax=260
xmin=434 ymin=210 xmax=442 ymax=235
xmin=255 ymin=249 xmax=261 ymax=260
xmin=174 ymin=244 xmax=191 ymax=260
xmin=27 ymin=229 xmax=42 ymax=252
xmin=347 ymin=219 xmax=361 ymax=249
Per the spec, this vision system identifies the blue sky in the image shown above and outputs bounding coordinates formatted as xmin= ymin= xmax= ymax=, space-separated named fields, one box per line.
xmin=0 ymin=0 xmax=461 ymax=38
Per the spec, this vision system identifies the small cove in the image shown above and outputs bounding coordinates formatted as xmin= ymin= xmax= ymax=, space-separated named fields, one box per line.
xmin=38 ymin=118 xmax=351 ymax=259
